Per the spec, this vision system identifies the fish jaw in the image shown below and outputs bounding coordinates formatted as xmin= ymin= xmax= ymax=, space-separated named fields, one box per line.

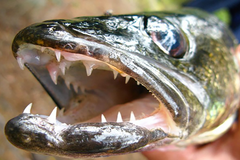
xmin=5 ymin=112 xmax=172 ymax=158
xmin=7 ymin=8 xmax=240 ymax=158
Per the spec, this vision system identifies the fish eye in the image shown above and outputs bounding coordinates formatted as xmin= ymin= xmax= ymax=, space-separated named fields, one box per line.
xmin=147 ymin=17 xmax=187 ymax=58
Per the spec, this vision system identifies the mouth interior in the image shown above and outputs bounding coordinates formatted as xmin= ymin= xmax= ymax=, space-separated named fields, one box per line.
xmin=16 ymin=44 xmax=178 ymax=132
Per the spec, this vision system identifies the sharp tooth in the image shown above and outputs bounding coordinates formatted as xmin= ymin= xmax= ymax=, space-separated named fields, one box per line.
xmin=130 ymin=111 xmax=136 ymax=122
xmin=59 ymin=62 xmax=66 ymax=75
xmin=125 ymin=75 xmax=131 ymax=84
xmin=23 ymin=103 xmax=32 ymax=113
xmin=47 ymin=107 xmax=57 ymax=124
xmin=50 ymin=70 xmax=58 ymax=84
xmin=112 ymin=70 xmax=118 ymax=79
xmin=101 ymin=114 xmax=107 ymax=122
xmin=17 ymin=57 xmax=25 ymax=70
xmin=117 ymin=112 xmax=123 ymax=122
xmin=47 ymin=64 xmax=59 ymax=85
xmin=137 ymin=81 xmax=140 ymax=85
xmin=55 ymin=50 xmax=61 ymax=62
xmin=82 ymin=61 xmax=94 ymax=76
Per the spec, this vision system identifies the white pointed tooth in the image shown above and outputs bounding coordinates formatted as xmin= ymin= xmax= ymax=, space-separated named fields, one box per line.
xmin=130 ymin=111 xmax=136 ymax=122
xmin=101 ymin=114 xmax=107 ymax=122
xmin=23 ymin=103 xmax=32 ymax=113
xmin=17 ymin=57 xmax=25 ymax=70
xmin=50 ymin=70 xmax=58 ymax=84
xmin=125 ymin=75 xmax=131 ymax=84
xmin=55 ymin=50 xmax=61 ymax=62
xmin=47 ymin=107 xmax=57 ymax=124
xmin=137 ymin=81 xmax=140 ymax=85
xmin=112 ymin=70 xmax=118 ymax=79
xmin=47 ymin=64 xmax=59 ymax=85
xmin=59 ymin=62 xmax=66 ymax=75
xmin=117 ymin=112 xmax=123 ymax=122
xmin=82 ymin=61 xmax=94 ymax=76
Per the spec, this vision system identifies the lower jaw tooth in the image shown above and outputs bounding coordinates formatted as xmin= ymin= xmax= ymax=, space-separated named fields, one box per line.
xmin=23 ymin=103 xmax=33 ymax=114
xmin=47 ymin=107 xmax=57 ymax=124
xmin=101 ymin=114 xmax=107 ymax=122
xmin=117 ymin=112 xmax=123 ymax=122
xmin=130 ymin=111 xmax=136 ymax=121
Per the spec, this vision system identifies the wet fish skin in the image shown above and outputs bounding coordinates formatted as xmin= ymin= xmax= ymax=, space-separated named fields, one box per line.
xmin=5 ymin=8 xmax=240 ymax=157
xmin=5 ymin=113 xmax=168 ymax=158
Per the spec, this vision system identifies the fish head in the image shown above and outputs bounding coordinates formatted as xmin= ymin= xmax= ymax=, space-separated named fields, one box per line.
xmin=7 ymin=8 xmax=240 ymax=157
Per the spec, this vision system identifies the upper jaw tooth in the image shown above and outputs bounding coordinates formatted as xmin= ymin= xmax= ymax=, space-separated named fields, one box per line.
xmin=125 ymin=75 xmax=131 ymax=84
xmin=47 ymin=63 xmax=59 ymax=85
xmin=112 ymin=70 xmax=119 ymax=79
xmin=55 ymin=50 xmax=61 ymax=62
xmin=82 ymin=61 xmax=94 ymax=76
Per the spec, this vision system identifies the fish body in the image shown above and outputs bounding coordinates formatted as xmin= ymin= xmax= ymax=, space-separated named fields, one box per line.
xmin=5 ymin=8 xmax=240 ymax=158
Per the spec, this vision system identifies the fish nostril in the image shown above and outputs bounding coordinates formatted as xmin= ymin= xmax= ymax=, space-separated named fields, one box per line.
xmin=63 ymin=43 xmax=76 ymax=50
xmin=22 ymin=134 xmax=31 ymax=143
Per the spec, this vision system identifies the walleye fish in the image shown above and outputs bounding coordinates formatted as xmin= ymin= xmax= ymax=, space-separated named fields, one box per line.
xmin=5 ymin=8 xmax=240 ymax=158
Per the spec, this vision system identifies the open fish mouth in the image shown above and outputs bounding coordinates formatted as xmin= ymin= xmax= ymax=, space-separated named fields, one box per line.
xmin=5 ymin=8 xmax=240 ymax=158
xmin=16 ymin=43 xmax=179 ymax=130
xmin=6 ymin=35 xmax=182 ymax=157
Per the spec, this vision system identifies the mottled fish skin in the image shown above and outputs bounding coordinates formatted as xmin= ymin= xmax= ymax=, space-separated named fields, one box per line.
xmin=5 ymin=113 xmax=168 ymax=158
xmin=5 ymin=8 xmax=240 ymax=158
